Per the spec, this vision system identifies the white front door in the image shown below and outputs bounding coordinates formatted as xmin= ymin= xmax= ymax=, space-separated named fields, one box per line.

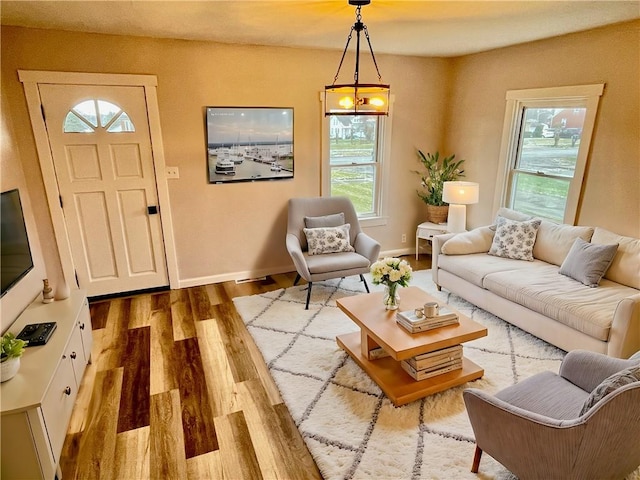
xmin=38 ymin=84 xmax=169 ymax=297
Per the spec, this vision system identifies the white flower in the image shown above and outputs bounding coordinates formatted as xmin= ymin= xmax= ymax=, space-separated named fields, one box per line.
xmin=370 ymin=257 xmax=413 ymax=288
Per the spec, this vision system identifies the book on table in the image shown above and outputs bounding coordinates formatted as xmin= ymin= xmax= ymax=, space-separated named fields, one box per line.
xmin=407 ymin=345 xmax=463 ymax=370
xmin=401 ymin=358 xmax=463 ymax=381
xmin=396 ymin=307 xmax=459 ymax=333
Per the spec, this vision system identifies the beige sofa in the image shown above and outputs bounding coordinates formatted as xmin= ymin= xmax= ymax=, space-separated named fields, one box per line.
xmin=432 ymin=208 xmax=640 ymax=358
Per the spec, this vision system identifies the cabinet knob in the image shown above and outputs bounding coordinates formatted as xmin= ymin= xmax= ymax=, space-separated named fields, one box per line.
xmin=70 ymin=352 xmax=77 ymax=360
xmin=80 ymin=323 xmax=85 ymax=330
xmin=64 ymin=386 xmax=71 ymax=396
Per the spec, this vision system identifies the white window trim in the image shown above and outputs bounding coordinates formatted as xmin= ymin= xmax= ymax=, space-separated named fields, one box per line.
xmin=493 ymin=84 xmax=604 ymax=224
xmin=319 ymin=93 xmax=395 ymax=227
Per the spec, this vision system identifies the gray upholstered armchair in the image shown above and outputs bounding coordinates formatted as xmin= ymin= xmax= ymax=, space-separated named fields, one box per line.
xmin=463 ymin=350 xmax=640 ymax=480
xmin=286 ymin=197 xmax=380 ymax=309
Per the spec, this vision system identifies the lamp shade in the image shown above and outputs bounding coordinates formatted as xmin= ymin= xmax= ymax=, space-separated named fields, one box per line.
xmin=442 ymin=181 xmax=479 ymax=205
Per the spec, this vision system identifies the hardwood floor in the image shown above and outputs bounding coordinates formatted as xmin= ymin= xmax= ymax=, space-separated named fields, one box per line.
xmin=60 ymin=255 xmax=430 ymax=479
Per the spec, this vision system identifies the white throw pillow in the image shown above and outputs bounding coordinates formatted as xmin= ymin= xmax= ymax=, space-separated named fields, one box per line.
xmin=303 ymin=224 xmax=355 ymax=255
xmin=533 ymin=221 xmax=594 ymax=266
xmin=441 ymin=226 xmax=495 ymax=255
xmin=488 ymin=217 xmax=542 ymax=261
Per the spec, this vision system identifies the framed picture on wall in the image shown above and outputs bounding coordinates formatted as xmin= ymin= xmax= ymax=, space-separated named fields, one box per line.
xmin=206 ymin=107 xmax=294 ymax=183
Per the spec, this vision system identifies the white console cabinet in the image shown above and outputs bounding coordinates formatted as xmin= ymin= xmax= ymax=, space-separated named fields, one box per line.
xmin=1 ymin=290 xmax=92 ymax=480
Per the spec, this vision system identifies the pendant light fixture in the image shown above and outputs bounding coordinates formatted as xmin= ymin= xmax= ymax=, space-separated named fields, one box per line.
xmin=324 ymin=0 xmax=390 ymax=116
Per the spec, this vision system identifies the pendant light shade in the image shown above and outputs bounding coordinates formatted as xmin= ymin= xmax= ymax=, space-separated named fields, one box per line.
xmin=324 ymin=0 xmax=390 ymax=116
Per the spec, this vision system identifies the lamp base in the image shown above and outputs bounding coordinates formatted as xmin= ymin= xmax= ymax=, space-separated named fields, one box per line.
xmin=447 ymin=204 xmax=467 ymax=233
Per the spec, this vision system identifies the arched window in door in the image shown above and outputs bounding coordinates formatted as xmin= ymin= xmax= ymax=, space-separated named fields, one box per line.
xmin=63 ymin=99 xmax=135 ymax=133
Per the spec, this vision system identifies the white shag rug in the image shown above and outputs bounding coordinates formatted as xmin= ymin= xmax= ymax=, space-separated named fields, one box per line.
xmin=232 ymin=271 xmax=632 ymax=480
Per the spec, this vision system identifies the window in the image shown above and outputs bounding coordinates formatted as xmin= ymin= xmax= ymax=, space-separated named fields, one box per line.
xmin=63 ymin=99 xmax=135 ymax=133
xmin=493 ymin=84 xmax=603 ymax=224
xmin=321 ymin=97 xmax=393 ymax=225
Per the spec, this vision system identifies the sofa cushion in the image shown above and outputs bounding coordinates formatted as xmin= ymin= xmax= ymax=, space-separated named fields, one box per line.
xmin=559 ymin=238 xmax=618 ymax=287
xmin=489 ymin=217 xmax=542 ymax=261
xmin=533 ymin=221 xmax=594 ymax=266
xmin=303 ymin=224 xmax=354 ymax=255
xmin=494 ymin=207 xmax=532 ymax=222
xmin=483 ymin=265 xmax=638 ymax=341
xmin=441 ymin=226 xmax=495 ymax=255
xmin=438 ymin=253 xmax=546 ymax=288
xmin=591 ymin=227 xmax=640 ymax=289
xmin=304 ymin=212 xmax=345 ymax=228
xmin=579 ymin=364 xmax=640 ymax=416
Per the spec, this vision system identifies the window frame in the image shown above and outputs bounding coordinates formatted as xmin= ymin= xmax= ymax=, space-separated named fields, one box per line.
xmin=320 ymin=93 xmax=394 ymax=227
xmin=493 ymin=84 xmax=604 ymax=224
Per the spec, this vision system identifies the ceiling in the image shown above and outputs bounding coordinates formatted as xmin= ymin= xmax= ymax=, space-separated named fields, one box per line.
xmin=2 ymin=1 xmax=639 ymax=57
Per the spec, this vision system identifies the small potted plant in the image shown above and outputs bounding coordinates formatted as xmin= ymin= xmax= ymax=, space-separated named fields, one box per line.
xmin=414 ymin=150 xmax=465 ymax=223
xmin=1 ymin=333 xmax=27 ymax=382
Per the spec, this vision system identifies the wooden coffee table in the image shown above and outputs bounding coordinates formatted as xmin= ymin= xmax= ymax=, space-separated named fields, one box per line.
xmin=336 ymin=286 xmax=487 ymax=406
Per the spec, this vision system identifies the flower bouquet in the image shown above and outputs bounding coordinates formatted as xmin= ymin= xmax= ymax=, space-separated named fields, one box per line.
xmin=370 ymin=257 xmax=413 ymax=310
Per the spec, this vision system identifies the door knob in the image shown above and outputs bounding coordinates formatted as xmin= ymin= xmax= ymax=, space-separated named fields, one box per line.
xmin=147 ymin=206 xmax=158 ymax=215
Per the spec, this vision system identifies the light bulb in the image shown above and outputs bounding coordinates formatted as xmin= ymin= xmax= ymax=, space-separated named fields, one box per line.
xmin=339 ymin=97 xmax=354 ymax=109
xmin=369 ymin=97 xmax=385 ymax=107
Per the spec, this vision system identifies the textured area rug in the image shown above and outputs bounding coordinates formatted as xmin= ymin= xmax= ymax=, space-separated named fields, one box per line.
xmin=232 ymin=271 xmax=623 ymax=479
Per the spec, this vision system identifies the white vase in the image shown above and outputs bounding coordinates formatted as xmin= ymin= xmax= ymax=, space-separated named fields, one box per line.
xmin=1 ymin=357 xmax=20 ymax=382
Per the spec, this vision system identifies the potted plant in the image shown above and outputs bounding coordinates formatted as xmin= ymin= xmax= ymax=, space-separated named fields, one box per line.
xmin=1 ymin=333 xmax=27 ymax=382
xmin=414 ymin=150 xmax=465 ymax=223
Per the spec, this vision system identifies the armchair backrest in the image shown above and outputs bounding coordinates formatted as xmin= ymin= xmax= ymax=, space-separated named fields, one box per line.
xmin=287 ymin=197 xmax=362 ymax=251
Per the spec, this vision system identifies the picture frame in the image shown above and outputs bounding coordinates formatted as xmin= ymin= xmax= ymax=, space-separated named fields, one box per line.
xmin=206 ymin=107 xmax=294 ymax=183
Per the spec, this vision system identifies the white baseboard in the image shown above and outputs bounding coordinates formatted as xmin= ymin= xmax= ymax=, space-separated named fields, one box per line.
xmin=177 ymin=248 xmax=416 ymax=289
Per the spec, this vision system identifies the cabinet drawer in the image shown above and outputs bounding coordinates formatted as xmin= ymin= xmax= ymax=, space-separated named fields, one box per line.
xmin=41 ymin=356 xmax=78 ymax=463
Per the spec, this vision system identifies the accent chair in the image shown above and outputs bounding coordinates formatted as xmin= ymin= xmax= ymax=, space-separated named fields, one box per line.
xmin=286 ymin=196 xmax=381 ymax=309
xmin=464 ymin=349 xmax=640 ymax=480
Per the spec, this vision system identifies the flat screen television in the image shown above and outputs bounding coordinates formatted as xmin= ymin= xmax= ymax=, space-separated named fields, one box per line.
xmin=1 ymin=189 xmax=34 ymax=297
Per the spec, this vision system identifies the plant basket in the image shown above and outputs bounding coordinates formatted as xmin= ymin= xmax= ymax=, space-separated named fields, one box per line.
xmin=426 ymin=205 xmax=449 ymax=224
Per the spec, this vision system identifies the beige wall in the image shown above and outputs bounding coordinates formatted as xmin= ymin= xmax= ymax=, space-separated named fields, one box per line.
xmin=0 ymin=97 xmax=47 ymax=331
xmin=1 ymin=26 xmax=448 ymax=286
xmin=446 ymin=20 xmax=640 ymax=236
xmin=2 ymin=21 xmax=638 ymax=292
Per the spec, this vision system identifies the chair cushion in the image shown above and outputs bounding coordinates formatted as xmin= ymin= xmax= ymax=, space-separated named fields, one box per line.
xmin=488 ymin=217 xmax=542 ymax=261
xmin=303 ymin=224 xmax=355 ymax=255
xmin=579 ymin=364 xmax=640 ymax=416
xmin=559 ymin=238 xmax=618 ymax=287
xmin=304 ymin=251 xmax=370 ymax=274
xmin=304 ymin=212 xmax=345 ymax=228
xmin=495 ymin=371 xmax=588 ymax=420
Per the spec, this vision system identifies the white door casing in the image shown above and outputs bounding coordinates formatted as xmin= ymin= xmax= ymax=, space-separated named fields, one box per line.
xmin=19 ymin=71 xmax=179 ymax=296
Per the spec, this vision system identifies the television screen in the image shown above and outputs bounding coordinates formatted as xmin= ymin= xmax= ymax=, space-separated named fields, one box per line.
xmin=1 ymin=189 xmax=34 ymax=297
xmin=206 ymin=107 xmax=294 ymax=184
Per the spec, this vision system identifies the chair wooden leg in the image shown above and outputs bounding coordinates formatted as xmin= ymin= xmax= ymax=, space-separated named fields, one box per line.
xmin=471 ymin=445 xmax=482 ymax=473
xmin=305 ymin=282 xmax=312 ymax=310
xmin=294 ymin=273 xmax=301 ymax=286
xmin=360 ymin=274 xmax=370 ymax=293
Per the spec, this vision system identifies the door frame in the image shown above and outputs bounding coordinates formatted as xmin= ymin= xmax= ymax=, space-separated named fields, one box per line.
xmin=19 ymin=70 xmax=179 ymax=291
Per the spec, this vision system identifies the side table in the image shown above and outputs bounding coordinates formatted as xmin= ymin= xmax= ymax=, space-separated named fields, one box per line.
xmin=415 ymin=221 xmax=448 ymax=259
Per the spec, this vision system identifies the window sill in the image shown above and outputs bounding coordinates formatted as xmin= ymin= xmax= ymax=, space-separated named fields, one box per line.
xmin=358 ymin=216 xmax=388 ymax=228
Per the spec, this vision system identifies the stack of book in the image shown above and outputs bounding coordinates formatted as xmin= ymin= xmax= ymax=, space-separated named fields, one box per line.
xmin=395 ymin=307 xmax=459 ymax=333
xmin=400 ymin=345 xmax=464 ymax=381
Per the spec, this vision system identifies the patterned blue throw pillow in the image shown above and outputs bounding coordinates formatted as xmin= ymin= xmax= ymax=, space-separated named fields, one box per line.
xmin=488 ymin=216 xmax=542 ymax=261
xmin=579 ymin=364 xmax=640 ymax=416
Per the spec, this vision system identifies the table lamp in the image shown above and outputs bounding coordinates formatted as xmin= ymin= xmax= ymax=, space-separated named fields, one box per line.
xmin=443 ymin=181 xmax=479 ymax=233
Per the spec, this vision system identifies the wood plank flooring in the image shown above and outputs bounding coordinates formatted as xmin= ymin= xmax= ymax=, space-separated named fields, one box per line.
xmin=60 ymin=255 xmax=430 ymax=479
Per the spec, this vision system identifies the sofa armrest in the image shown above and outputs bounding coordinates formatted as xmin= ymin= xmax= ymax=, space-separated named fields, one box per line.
xmin=607 ymin=293 xmax=640 ymax=359
xmin=559 ymin=349 xmax=637 ymax=391
xmin=354 ymin=232 xmax=381 ymax=265
xmin=431 ymin=233 xmax=456 ymax=288
xmin=286 ymin=233 xmax=311 ymax=281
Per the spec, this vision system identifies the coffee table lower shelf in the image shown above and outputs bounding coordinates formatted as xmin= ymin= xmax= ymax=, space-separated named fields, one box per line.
xmin=337 ymin=331 xmax=484 ymax=406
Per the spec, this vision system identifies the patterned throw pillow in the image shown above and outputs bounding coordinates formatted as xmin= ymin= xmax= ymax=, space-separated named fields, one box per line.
xmin=579 ymin=364 xmax=640 ymax=416
xmin=488 ymin=216 xmax=542 ymax=261
xmin=303 ymin=224 xmax=355 ymax=256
